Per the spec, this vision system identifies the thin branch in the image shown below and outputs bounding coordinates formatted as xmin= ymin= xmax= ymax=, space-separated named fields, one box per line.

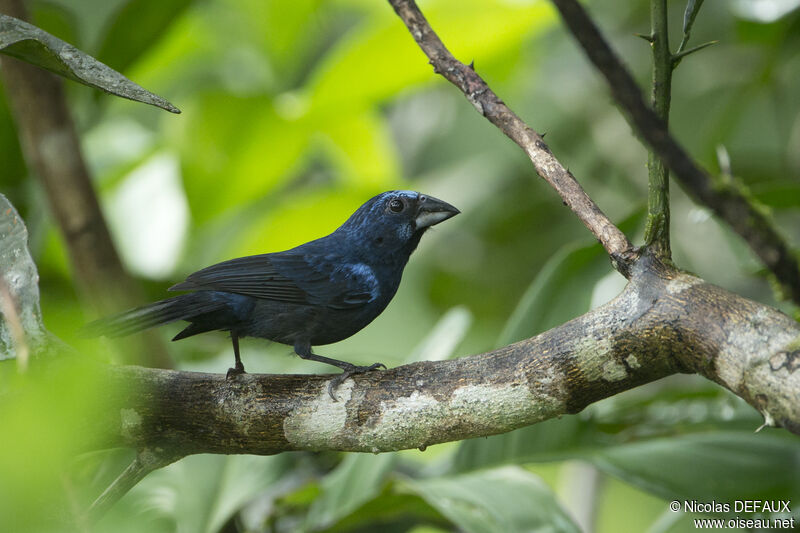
xmin=672 ymin=40 xmax=718 ymax=66
xmin=387 ymin=0 xmax=637 ymax=274
xmin=549 ymin=0 xmax=800 ymax=305
xmin=643 ymin=0 xmax=672 ymax=259
xmin=88 ymin=449 xmax=182 ymax=524
xmin=677 ymin=0 xmax=706 ymax=54
xmin=673 ymin=2 xmax=716 ymax=68
xmin=0 ymin=0 xmax=171 ymax=367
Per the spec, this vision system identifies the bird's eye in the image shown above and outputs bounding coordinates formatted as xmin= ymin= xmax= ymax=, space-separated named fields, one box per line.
xmin=388 ymin=198 xmax=404 ymax=213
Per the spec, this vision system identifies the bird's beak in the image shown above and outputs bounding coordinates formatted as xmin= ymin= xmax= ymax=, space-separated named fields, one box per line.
xmin=415 ymin=194 xmax=460 ymax=229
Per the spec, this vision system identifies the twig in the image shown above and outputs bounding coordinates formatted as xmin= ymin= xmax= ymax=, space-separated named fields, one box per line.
xmin=387 ymin=0 xmax=637 ymax=274
xmin=643 ymin=0 xmax=672 ymax=259
xmin=673 ymin=1 xmax=715 ymax=69
xmin=672 ymin=40 xmax=717 ymax=66
xmin=88 ymin=448 xmax=182 ymax=524
xmin=677 ymin=0 xmax=706 ymax=54
xmin=549 ymin=0 xmax=800 ymax=305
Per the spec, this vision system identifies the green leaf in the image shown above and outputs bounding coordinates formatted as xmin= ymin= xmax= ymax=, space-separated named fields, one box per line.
xmin=0 ymin=13 xmax=179 ymax=112
xmin=96 ymin=0 xmax=197 ymax=74
xmin=400 ymin=466 xmax=580 ymax=533
xmin=591 ymin=431 xmax=800 ymax=504
xmin=305 ymin=453 xmax=397 ymax=530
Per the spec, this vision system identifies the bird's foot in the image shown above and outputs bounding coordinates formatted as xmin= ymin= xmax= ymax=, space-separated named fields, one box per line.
xmin=327 ymin=362 xmax=385 ymax=401
xmin=226 ymin=362 xmax=246 ymax=379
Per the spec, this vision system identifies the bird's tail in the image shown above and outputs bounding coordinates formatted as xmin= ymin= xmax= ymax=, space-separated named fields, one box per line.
xmin=81 ymin=293 xmax=223 ymax=338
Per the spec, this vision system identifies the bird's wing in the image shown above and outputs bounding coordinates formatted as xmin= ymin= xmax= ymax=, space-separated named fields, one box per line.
xmin=269 ymin=252 xmax=380 ymax=310
xmin=168 ymin=253 xmax=378 ymax=310
xmin=169 ymin=254 xmax=309 ymax=303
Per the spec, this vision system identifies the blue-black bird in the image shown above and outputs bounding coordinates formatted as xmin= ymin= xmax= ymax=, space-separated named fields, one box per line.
xmin=85 ymin=191 xmax=459 ymax=398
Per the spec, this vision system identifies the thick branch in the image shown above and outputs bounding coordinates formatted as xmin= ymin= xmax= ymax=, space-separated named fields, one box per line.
xmin=550 ymin=0 xmax=800 ymax=305
xmin=87 ymin=256 xmax=800 ymax=461
xmin=0 ymin=0 xmax=170 ymax=366
xmin=387 ymin=0 xmax=636 ymax=273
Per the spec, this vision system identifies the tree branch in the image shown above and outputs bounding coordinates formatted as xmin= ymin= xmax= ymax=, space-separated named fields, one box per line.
xmin=643 ymin=0 xmax=672 ymax=259
xmin=549 ymin=0 xmax=800 ymax=305
xmin=0 ymin=0 xmax=170 ymax=367
xmin=387 ymin=0 xmax=637 ymax=274
xmin=88 ymin=449 xmax=180 ymax=524
xmin=676 ymin=0 xmax=706 ymax=56
xmin=65 ymin=254 xmax=800 ymax=516
xmin=85 ymin=254 xmax=800 ymax=459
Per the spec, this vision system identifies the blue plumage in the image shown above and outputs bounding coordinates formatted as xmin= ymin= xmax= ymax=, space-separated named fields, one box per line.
xmin=85 ymin=190 xmax=459 ymax=398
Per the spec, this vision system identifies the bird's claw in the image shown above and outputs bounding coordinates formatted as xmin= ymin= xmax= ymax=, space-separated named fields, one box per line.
xmin=226 ymin=363 xmax=246 ymax=379
xmin=327 ymin=362 xmax=385 ymax=401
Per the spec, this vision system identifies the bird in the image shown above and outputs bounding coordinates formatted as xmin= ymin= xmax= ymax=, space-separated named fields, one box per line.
xmin=84 ymin=190 xmax=459 ymax=399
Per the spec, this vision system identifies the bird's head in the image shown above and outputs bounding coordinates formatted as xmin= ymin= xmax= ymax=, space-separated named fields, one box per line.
xmin=338 ymin=190 xmax=460 ymax=258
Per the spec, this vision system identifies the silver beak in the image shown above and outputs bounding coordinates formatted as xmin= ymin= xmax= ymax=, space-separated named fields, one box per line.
xmin=414 ymin=194 xmax=460 ymax=229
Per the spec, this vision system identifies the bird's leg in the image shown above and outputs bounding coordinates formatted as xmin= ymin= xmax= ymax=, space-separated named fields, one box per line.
xmin=294 ymin=342 xmax=385 ymax=401
xmin=226 ymin=331 xmax=246 ymax=379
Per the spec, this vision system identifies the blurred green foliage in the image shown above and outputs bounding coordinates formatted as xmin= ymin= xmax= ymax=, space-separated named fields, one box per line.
xmin=1 ymin=0 xmax=800 ymax=531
